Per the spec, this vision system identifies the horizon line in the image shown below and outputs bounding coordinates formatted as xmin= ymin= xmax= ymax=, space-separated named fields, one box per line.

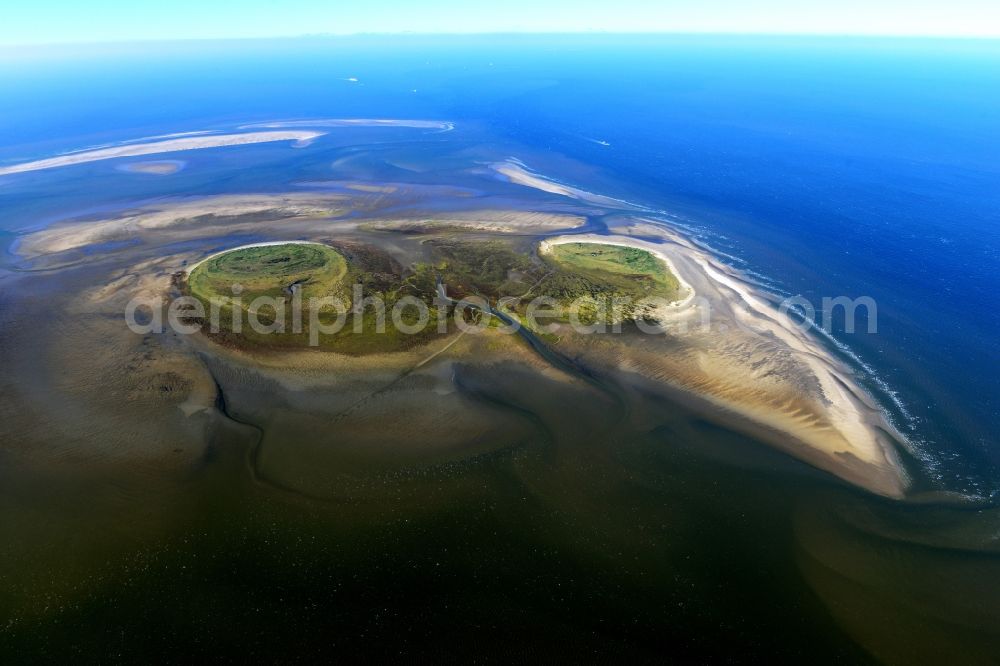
xmin=4 ymin=30 xmax=1000 ymax=49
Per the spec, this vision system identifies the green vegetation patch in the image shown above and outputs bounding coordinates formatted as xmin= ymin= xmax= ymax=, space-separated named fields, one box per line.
xmin=414 ymin=239 xmax=537 ymax=300
xmin=534 ymin=242 xmax=681 ymax=325
xmin=188 ymin=243 xmax=348 ymax=304
xmin=185 ymin=242 xmax=451 ymax=354
xmin=408 ymin=238 xmax=683 ymax=328
xmin=180 ymin=238 xmax=683 ymax=354
xmin=543 ymin=243 xmax=679 ymax=298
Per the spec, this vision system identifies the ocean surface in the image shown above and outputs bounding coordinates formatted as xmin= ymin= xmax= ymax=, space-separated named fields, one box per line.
xmin=1 ymin=35 xmax=999 ymax=660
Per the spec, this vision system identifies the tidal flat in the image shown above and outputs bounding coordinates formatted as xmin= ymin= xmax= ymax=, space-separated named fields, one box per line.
xmin=0 ymin=129 xmax=997 ymax=662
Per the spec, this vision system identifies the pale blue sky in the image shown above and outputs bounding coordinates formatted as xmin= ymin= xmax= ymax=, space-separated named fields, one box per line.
xmin=2 ymin=0 xmax=998 ymax=45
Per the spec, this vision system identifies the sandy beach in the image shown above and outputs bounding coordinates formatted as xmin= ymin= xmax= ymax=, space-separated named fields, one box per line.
xmin=542 ymin=228 xmax=909 ymax=497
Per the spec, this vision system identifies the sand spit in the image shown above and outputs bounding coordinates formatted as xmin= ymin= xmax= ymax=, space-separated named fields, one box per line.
xmin=0 ymin=131 xmax=325 ymax=176
xmin=542 ymin=231 xmax=909 ymax=498
xmin=242 ymin=119 xmax=454 ymax=131
xmin=491 ymin=159 xmax=644 ymax=209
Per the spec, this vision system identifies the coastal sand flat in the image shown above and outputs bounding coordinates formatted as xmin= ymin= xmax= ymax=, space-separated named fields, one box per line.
xmin=541 ymin=232 xmax=908 ymax=497
xmin=17 ymin=195 xmax=587 ymax=260
xmin=9 ymin=186 xmax=908 ymax=497
xmin=16 ymin=193 xmax=351 ymax=258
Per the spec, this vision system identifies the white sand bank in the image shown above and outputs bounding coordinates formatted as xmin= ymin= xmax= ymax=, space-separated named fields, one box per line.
xmin=0 ymin=131 xmax=324 ymax=176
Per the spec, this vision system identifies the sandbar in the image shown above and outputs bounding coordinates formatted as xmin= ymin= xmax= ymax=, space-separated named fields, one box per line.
xmin=242 ymin=118 xmax=454 ymax=131
xmin=117 ymin=160 xmax=187 ymax=175
xmin=0 ymin=131 xmax=325 ymax=176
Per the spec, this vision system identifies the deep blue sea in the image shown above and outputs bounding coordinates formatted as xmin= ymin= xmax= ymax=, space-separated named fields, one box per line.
xmin=3 ymin=35 xmax=997 ymax=495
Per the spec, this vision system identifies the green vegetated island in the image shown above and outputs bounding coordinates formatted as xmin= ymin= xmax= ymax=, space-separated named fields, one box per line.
xmin=185 ymin=238 xmax=682 ymax=354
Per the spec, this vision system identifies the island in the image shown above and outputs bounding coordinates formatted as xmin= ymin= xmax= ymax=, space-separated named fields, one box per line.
xmin=11 ymin=178 xmax=909 ymax=499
